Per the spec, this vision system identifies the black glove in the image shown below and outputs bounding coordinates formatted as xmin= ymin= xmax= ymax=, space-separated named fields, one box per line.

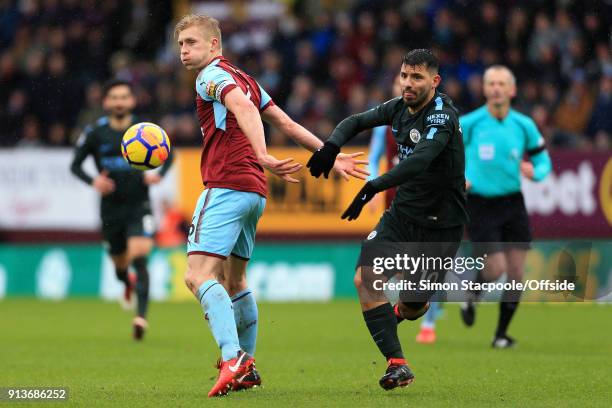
xmin=307 ymin=142 xmax=340 ymax=178
xmin=341 ymin=182 xmax=378 ymax=221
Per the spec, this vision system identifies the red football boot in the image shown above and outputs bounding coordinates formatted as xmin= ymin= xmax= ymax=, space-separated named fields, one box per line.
xmin=231 ymin=364 xmax=262 ymax=391
xmin=208 ymin=351 xmax=254 ymax=397
xmin=415 ymin=327 xmax=436 ymax=344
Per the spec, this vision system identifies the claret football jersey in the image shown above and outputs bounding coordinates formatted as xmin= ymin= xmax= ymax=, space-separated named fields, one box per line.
xmin=195 ymin=56 xmax=274 ymax=197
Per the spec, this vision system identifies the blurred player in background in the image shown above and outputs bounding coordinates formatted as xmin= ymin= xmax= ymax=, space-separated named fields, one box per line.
xmin=308 ymin=49 xmax=467 ymax=390
xmin=70 ymin=80 xmax=173 ymax=340
xmin=367 ymin=76 xmax=443 ymax=344
xmin=460 ymin=66 xmax=552 ymax=348
xmin=174 ymin=14 xmax=368 ymax=397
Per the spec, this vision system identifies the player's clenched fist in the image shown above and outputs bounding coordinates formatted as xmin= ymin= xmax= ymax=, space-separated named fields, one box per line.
xmin=341 ymin=182 xmax=378 ymax=221
xmin=307 ymin=141 xmax=340 ymax=178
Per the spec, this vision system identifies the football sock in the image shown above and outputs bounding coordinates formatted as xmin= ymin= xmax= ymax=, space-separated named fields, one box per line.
xmin=393 ymin=304 xmax=404 ymax=323
xmin=496 ymin=289 xmax=521 ymax=337
xmin=421 ymin=301 xmax=440 ymax=329
xmin=197 ymin=279 xmax=241 ymax=361
xmin=231 ymin=289 xmax=258 ymax=356
xmin=132 ymin=256 xmax=149 ymax=318
xmin=115 ymin=266 xmax=129 ymax=286
xmin=363 ymin=303 xmax=404 ymax=360
xmin=472 ymin=270 xmax=487 ymax=299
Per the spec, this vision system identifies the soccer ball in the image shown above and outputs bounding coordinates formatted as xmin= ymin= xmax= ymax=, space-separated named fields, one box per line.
xmin=121 ymin=122 xmax=171 ymax=170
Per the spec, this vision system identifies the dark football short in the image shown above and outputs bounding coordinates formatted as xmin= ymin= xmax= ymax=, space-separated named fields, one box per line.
xmin=356 ymin=209 xmax=463 ymax=303
xmin=101 ymin=202 xmax=154 ymax=255
xmin=466 ymin=192 xmax=532 ymax=256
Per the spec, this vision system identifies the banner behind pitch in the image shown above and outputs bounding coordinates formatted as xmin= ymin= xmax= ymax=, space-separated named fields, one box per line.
xmin=175 ymin=147 xmax=380 ymax=236
xmin=0 ymin=241 xmax=610 ymax=301
xmin=522 ymin=151 xmax=612 ymax=238
xmin=0 ymin=149 xmax=177 ymax=231
xmin=0 ymin=148 xmax=609 ymax=238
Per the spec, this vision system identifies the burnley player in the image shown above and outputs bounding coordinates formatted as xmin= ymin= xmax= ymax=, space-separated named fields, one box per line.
xmin=308 ymin=49 xmax=467 ymax=390
xmin=460 ymin=66 xmax=552 ymax=348
xmin=175 ymin=14 xmax=368 ymax=397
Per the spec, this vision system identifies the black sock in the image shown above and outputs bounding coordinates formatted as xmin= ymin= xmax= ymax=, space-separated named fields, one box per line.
xmin=115 ymin=267 xmax=129 ymax=286
xmin=496 ymin=289 xmax=521 ymax=337
xmin=393 ymin=304 xmax=404 ymax=324
xmin=472 ymin=270 xmax=488 ymax=299
xmin=133 ymin=257 xmax=149 ymax=318
xmin=363 ymin=303 xmax=404 ymax=360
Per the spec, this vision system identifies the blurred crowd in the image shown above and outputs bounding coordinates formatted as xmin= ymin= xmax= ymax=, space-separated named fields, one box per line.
xmin=0 ymin=0 xmax=610 ymax=150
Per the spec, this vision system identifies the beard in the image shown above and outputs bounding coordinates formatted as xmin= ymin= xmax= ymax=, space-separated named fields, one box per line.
xmin=403 ymin=92 xmax=426 ymax=107
xmin=111 ymin=108 xmax=129 ymax=119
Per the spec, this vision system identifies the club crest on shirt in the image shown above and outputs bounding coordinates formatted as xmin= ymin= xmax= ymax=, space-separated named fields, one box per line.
xmin=410 ymin=129 xmax=421 ymax=143
xmin=367 ymin=230 xmax=377 ymax=240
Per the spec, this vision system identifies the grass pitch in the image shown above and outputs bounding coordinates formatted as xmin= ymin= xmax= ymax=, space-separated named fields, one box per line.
xmin=1 ymin=299 xmax=611 ymax=407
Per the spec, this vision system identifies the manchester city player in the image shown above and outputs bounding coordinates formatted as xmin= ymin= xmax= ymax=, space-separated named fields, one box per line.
xmin=459 ymin=65 xmax=552 ymax=348
xmin=71 ymin=80 xmax=173 ymax=341
xmin=367 ymin=76 xmax=443 ymax=345
xmin=308 ymin=49 xmax=467 ymax=390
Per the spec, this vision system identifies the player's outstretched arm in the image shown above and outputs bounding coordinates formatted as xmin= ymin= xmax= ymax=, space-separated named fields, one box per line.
xmin=261 ymin=105 xmax=369 ymax=181
xmin=307 ymin=102 xmax=392 ymax=178
xmin=224 ymin=87 xmax=302 ymax=183
xmin=261 ymin=104 xmax=323 ymax=152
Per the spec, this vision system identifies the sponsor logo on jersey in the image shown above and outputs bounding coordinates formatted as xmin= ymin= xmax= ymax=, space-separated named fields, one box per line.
xmin=398 ymin=144 xmax=414 ymax=160
xmin=426 ymin=113 xmax=449 ymax=125
xmin=409 ymin=129 xmax=421 ymax=143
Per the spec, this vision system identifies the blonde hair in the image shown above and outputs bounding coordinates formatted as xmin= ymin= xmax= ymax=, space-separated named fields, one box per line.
xmin=174 ymin=14 xmax=222 ymax=48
